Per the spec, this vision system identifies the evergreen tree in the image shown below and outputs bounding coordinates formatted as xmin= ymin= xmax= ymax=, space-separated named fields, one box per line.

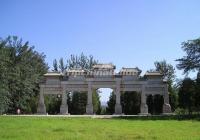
xmin=106 ymin=92 xmax=116 ymax=114
xmin=178 ymin=78 xmax=196 ymax=114
xmin=176 ymin=38 xmax=200 ymax=73
xmin=0 ymin=36 xmax=48 ymax=114
xmin=93 ymin=90 xmax=101 ymax=114
xmin=70 ymin=92 xmax=87 ymax=114
xmin=53 ymin=59 xmax=58 ymax=72
xmin=121 ymin=91 xmax=140 ymax=115
xmin=195 ymin=72 xmax=200 ymax=112
xmin=59 ymin=58 xmax=65 ymax=72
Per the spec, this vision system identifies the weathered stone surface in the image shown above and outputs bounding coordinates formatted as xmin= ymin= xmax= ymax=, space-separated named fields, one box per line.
xmin=163 ymin=103 xmax=172 ymax=114
xmin=140 ymin=103 xmax=148 ymax=115
xmin=37 ymin=64 xmax=170 ymax=115
xmin=86 ymin=104 xmax=93 ymax=115
xmin=37 ymin=103 xmax=46 ymax=114
xmin=37 ymin=87 xmax=46 ymax=114
xmin=60 ymin=104 xmax=68 ymax=115
xmin=114 ymin=104 xmax=122 ymax=115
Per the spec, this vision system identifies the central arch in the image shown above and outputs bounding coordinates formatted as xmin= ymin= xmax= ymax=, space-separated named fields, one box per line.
xmin=97 ymin=88 xmax=113 ymax=115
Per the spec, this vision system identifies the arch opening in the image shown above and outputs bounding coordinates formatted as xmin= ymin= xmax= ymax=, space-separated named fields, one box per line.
xmin=147 ymin=94 xmax=164 ymax=115
xmin=97 ymin=88 xmax=113 ymax=115
xmin=121 ymin=91 xmax=141 ymax=115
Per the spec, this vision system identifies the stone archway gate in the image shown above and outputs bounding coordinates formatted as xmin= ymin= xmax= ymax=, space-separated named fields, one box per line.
xmin=37 ymin=64 xmax=171 ymax=115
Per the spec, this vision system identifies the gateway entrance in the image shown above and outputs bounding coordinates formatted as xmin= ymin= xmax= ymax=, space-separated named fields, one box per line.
xmin=37 ymin=64 xmax=171 ymax=115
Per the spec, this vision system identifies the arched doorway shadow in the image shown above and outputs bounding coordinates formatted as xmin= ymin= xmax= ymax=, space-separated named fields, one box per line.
xmin=147 ymin=94 xmax=164 ymax=115
xmin=121 ymin=91 xmax=141 ymax=115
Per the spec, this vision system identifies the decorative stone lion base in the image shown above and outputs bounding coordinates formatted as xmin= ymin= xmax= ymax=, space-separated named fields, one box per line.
xmin=162 ymin=103 xmax=172 ymax=114
xmin=86 ymin=104 xmax=93 ymax=115
xmin=114 ymin=104 xmax=122 ymax=115
xmin=60 ymin=104 xmax=68 ymax=115
xmin=140 ymin=103 xmax=148 ymax=115
xmin=37 ymin=103 xmax=46 ymax=114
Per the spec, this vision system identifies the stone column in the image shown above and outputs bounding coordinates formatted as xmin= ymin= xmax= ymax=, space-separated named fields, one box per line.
xmin=60 ymin=87 xmax=68 ymax=115
xmin=140 ymin=85 xmax=148 ymax=115
xmin=37 ymin=86 xmax=46 ymax=114
xmin=162 ymin=84 xmax=172 ymax=114
xmin=86 ymin=81 xmax=93 ymax=114
xmin=114 ymin=78 xmax=122 ymax=114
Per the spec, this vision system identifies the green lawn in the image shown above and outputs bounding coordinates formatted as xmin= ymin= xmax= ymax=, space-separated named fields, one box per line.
xmin=0 ymin=116 xmax=200 ymax=140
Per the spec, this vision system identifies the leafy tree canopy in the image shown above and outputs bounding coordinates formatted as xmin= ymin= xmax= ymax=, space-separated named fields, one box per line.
xmin=154 ymin=60 xmax=176 ymax=85
xmin=176 ymin=38 xmax=200 ymax=74
xmin=0 ymin=36 xmax=48 ymax=114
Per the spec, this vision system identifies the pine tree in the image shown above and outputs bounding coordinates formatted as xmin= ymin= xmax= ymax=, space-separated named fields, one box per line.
xmin=0 ymin=36 xmax=48 ymax=114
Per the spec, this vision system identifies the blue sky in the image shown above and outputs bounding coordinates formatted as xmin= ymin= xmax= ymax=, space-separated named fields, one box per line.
xmin=1 ymin=0 xmax=200 ymax=102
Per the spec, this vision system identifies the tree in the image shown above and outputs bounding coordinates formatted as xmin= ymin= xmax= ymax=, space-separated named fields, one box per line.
xmin=176 ymin=38 xmax=200 ymax=113
xmin=53 ymin=59 xmax=58 ymax=72
xmin=59 ymin=58 xmax=65 ymax=72
xmin=106 ymin=92 xmax=115 ymax=114
xmin=92 ymin=90 xmax=101 ymax=114
xmin=153 ymin=60 xmax=177 ymax=111
xmin=147 ymin=95 xmax=163 ymax=114
xmin=195 ymin=72 xmax=200 ymax=112
xmin=176 ymin=38 xmax=200 ymax=73
xmin=107 ymin=91 xmax=141 ymax=115
xmin=121 ymin=91 xmax=140 ymax=115
xmin=45 ymin=95 xmax=61 ymax=114
xmin=70 ymin=92 xmax=87 ymax=115
xmin=0 ymin=41 xmax=11 ymax=114
xmin=178 ymin=78 xmax=196 ymax=114
xmin=66 ymin=53 xmax=98 ymax=69
xmin=154 ymin=60 xmax=175 ymax=85
xmin=0 ymin=36 xmax=48 ymax=114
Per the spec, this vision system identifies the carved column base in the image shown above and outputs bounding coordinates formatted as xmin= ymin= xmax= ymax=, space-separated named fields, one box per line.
xmin=60 ymin=104 xmax=68 ymax=115
xmin=37 ymin=103 xmax=46 ymax=115
xmin=163 ymin=103 xmax=172 ymax=114
xmin=86 ymin=104 xmax=93 ymax=115
xmin=140 ymin=103 xmax=148 ymax=115
xmin=114 ymin=103 xmax=122 ymax=115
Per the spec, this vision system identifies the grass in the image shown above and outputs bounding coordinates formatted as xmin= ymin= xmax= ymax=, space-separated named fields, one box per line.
xmin=0 ymin=116 xmax=200 ymax=140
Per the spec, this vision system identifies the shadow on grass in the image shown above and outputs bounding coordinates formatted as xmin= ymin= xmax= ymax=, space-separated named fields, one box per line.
xmin=113 ymin=114 xmax=200 ymax=121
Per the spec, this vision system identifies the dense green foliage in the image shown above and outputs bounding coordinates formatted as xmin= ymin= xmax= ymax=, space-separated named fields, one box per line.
xmin=67 ymin=53 xmax=98 ymax=70
xmin=121 ymin=92 xmax=140 ymax=114
xmin=176 ymin=37 xmax=200 ymax=114
xmin=178 ymin=77 xmax=200 ymax=114
xmin=45 ymin=95 xmax=61 ymax=114
xmin=154 ymin=60 xmax=176 ymax=84
xmin=69 ymin=92 xmax=87 ymax=114
xmin=195 ymin=73 xmax=200 ymax=112
xmin=176 ymin=38 xmax=200 ymax=73
xmin=147 ymin=95 xmax=163 ymax=114
xmin=106 ymin=92 xmax=115 ymax=114
xmin=0 ymin=116 xmax=200 ymax=140
xmin=0 ymin=36 xmax=48 ymax=114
